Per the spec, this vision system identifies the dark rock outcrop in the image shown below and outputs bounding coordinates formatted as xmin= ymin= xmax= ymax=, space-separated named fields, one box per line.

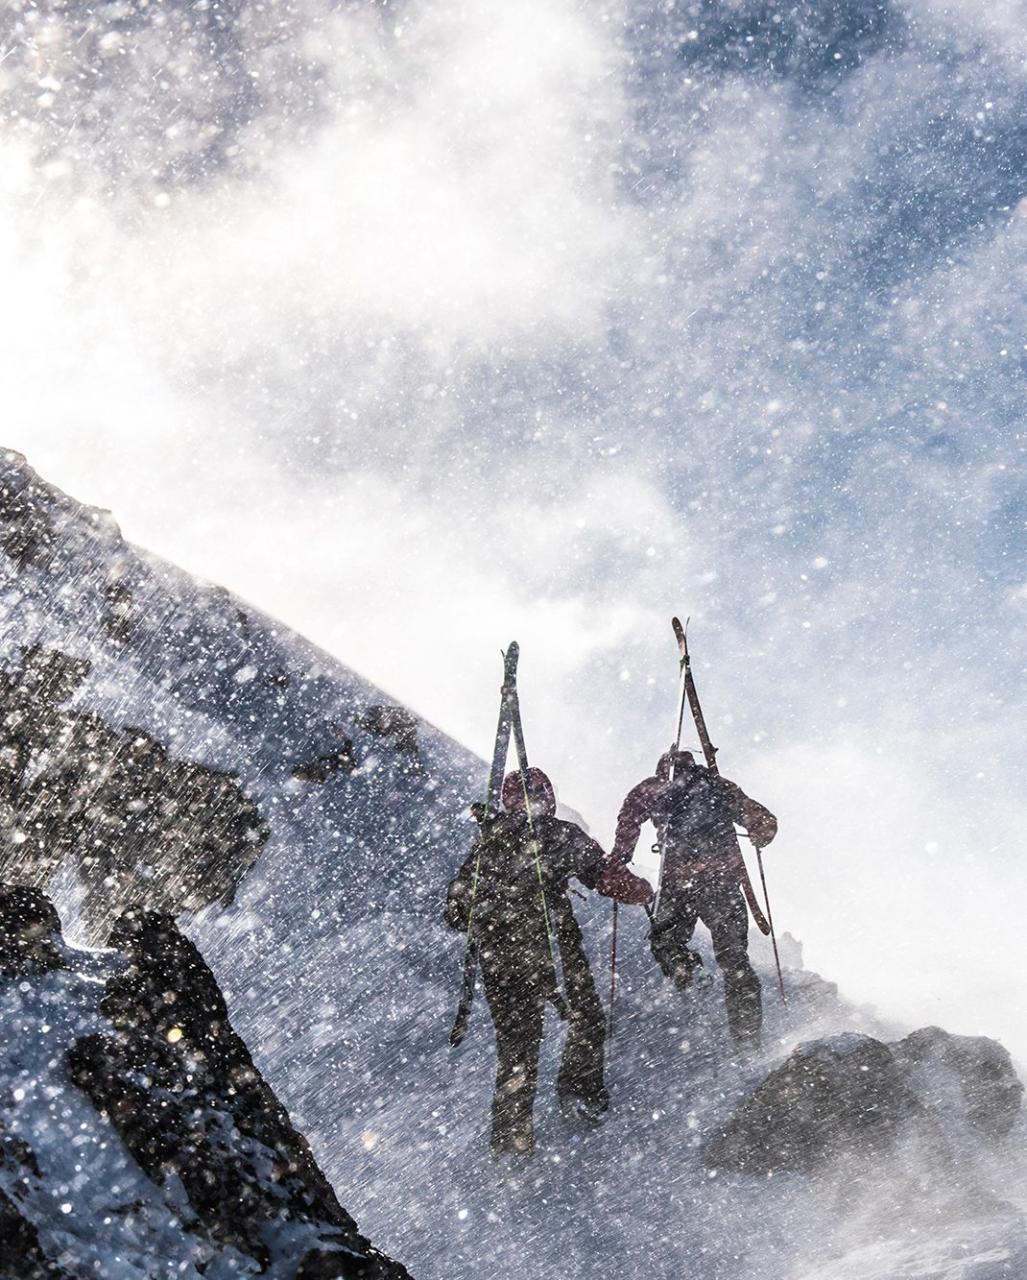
xmin=358 ymin=706 xmax=419 ymax=758
xmin=67 ymin=909 xmax=408 ymax=1278
xmin=0 ymin=645 xmax=268 ymax=941
xmin=0 ymin=1188 xmax=70 ymax=1280
xmin=704 ymin=1028 xmax=1024 ymax=1175
xmin=894 ymin=1025 xmax=1024 ymax=1140
xmin=0 ymin=1086 xmax=72 ymax=1279
xmin=0 ymin=468 xmax=57 ymax=573
xmin=0 ymin=885 xmax=66 ymax=978
xmin=704 ymin=1033 xmax=917 ymax=1174
xmin=292 ymin=740 xmax=356 ymax=785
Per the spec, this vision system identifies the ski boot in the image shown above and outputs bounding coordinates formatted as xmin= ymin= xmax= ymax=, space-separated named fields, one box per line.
xmin=667 ymin=948 xmax=712 ymax=998
xmin=490 ymin=1121 xmax=534 ymax=1161
xmin=558 ymin=1088 xmax=609 ymax=1129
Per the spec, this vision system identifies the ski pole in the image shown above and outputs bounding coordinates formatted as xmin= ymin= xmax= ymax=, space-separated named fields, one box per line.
xmin=754 ymin=842 xmax=787 ymax=1004
xmin=608 ymin=901 xmax=619 ymax=1043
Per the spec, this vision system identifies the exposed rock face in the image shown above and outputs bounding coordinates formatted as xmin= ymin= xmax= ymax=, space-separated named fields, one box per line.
xmin=894 ymin=1025 xmax=1024 ymax=1141
xmin=358 ymin=706 xmax=420 ymax=760
xmin=67 ymin=909 xmax=408 ymax=1277
xmin=292 ymin=739 xmax=356 ymax=784
xmin=704 ymin=1029 xmax=1024 ymax=1175
xmin=704 ymin=1033 xmax=917 ymax=1174
xmin=0 ymin=1187 xmax=70 ymax=1280
xmin=0 ymin=467 xmax=56 ymax=574
xmin=0 ymin=644 xmax=268 ymax=942
xmin=0 ymin=888 xmax=409 ymax=1279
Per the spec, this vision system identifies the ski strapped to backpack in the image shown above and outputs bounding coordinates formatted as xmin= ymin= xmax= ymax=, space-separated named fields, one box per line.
xmin=508 ymin=674 xmax=568 ymax=1020
xmin=672 ymin=617 xmax=786 ymax=1002
xmin=672 ymin=617 xmax=770 ymax=936
xmin=649 ymin=619 xmax=693 ymax=922
xmin=449 ymin=643 xmax=567 ymax=1049
xmin=449 ymin=644 xmax=517 ymax=1047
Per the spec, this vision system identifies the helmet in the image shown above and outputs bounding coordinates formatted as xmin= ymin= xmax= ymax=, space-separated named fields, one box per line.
xmin=502 ymin=767 xmax=556 ymax=817
xmin=656 ymin=749 xmax=696 ymax=780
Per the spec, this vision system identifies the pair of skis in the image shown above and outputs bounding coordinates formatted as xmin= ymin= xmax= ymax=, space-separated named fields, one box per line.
xmin=449 ymin=643 xmax=565 ymax=1048
xmin=448 ymin=644 xmax=518 ymax=1048
xmin=651 ymin=618 xmax=786 ymax=1003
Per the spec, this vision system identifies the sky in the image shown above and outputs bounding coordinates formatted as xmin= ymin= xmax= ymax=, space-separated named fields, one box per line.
xmin=1 ymin=0 xmax=1024 ymax=1054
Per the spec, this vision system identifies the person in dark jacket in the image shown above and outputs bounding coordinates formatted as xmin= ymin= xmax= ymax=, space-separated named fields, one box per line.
xmin=612 ymin=751 xmax=777 ymax=1048
xmin=446 ymin=767 xmax=651 ymax=1157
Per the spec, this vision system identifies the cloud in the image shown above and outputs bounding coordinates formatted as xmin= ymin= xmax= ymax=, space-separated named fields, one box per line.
xmin=1 ymin=0 xmax=1024 ymax=1057
xmin=748 ymin=731 xmax=1027 ymax=1058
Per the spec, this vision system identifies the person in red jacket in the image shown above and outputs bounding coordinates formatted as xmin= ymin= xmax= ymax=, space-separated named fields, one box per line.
xmin=612 ymin=751 xmax=777 ymax=1048
xmin=446 ymin=768 xmax=651 ymax=1157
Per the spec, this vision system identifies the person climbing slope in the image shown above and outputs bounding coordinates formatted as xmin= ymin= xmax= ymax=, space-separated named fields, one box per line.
xmin=612 ymin=750 xmax=777 ymax=1048
xmin=446 ymin=767 xmax=651 ymax=1157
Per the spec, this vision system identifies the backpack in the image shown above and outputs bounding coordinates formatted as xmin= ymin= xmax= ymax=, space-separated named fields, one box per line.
xmin=657 ymin=769 xmax=736 ymax=859
xmin=470 ymin=812 xmax=554 ymax=925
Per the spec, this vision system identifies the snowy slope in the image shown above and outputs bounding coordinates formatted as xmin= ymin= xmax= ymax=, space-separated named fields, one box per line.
xmin=1 ymin=453 xmax=1025 ymax=1280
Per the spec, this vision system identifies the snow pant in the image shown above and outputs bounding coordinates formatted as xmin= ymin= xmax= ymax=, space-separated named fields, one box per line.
xmin=650 ymin=871 xmax=762 ymax=1046
xmin=553 ymin=900 xmax=608 ymax=1116
xmin=478 ymin=901 xmax=605 ymax=1156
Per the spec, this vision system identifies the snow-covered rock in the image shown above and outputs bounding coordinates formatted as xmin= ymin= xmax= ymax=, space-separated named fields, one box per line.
xmin=704 ymin=1029 xmax=1022 ymax=1175
xmin=0 ymin=884 xmax=409 ymax=1279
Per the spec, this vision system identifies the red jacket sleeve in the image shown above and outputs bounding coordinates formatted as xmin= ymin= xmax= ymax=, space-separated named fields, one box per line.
xmin=612 ymin=776 xmax=663 ymax=863
xmin=716 ymin=777 xmax=778 ymax=848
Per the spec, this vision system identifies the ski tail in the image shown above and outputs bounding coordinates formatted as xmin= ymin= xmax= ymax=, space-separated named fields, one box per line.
xmin=734 ymin=846 xmax=771 ymax=935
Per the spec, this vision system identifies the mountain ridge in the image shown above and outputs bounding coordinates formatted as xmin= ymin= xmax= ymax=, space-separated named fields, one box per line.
xmin=1 ymin=451 xmax=1024 ymax=1280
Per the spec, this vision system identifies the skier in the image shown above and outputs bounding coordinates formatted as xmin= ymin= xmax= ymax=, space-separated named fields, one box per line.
xmin=612 ymin=750 xmax=777 ymax=1048
xmin=445 ymin=767 xmax=651 ymax=1158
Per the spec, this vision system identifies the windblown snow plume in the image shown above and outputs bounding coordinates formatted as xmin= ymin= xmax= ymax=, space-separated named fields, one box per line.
xmin=0 ymin=454 xmax=1024 ymax=1279
xmin=0 ymin=0 xmax=1025 ymax=1275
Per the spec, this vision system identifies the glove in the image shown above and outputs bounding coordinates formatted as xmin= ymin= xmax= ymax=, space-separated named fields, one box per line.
xmin=747 ymin=814 xmax=778 ymax=849
xmin=737 ymin=798 xmax=778 ymax=849
xmin=596 ymin=860 xmax=653 ymax=907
